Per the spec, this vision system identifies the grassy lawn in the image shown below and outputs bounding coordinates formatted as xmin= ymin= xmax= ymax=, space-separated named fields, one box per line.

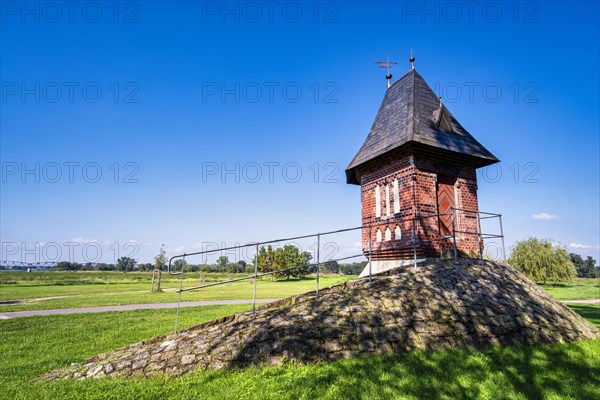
xmin=0 ymin=272 xmax=354 ymax=312
xmin=541 ymin=278 xmax=599 ymax=300
xmin=0 ymin=303 xmax=598 ymax=399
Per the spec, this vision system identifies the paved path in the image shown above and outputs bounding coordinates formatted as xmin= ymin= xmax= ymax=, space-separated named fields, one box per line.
xmin=561 ymin=298 xmax=600 ymax=304
xmin=0 ymin=299 xmax=280 ymax=319
xmin=2 ymin=298 xmax=597 ymax=320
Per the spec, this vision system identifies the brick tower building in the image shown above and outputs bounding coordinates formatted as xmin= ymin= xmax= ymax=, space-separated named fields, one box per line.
xmin=346 ymin=61 xmax=499 ymax=275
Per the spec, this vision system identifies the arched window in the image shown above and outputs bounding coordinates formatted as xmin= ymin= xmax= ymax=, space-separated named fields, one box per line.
xmin=376 ymin=229 xmax=382 ymax=242
xmin=385 ymin=227 xmax=392 ymax=241
xmin=394 ymin=226 xmax=401 ymax=240
xmin=375 ymin=185 xmax=381 ymax=217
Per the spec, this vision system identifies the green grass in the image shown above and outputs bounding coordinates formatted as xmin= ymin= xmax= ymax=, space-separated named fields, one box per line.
xmin=0 ymin=304 xmax=598 ymax=399
xmin=541 ymin=278 xmax=599 ymax=300
xmin=0 ymin=272 xmax=353 ymax=312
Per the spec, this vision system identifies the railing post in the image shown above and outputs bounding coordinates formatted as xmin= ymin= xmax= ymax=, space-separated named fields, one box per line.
xmin=316 ymin=233 xmax=320 ymax=299
xmin=253 ymin=243 xmax=258 ymax=318
xmin=476 ymin=212 xmax=483 ymax=259
xmin=174 ymin=254 xmax=185 ymax=335
xmin=451 ymin=209 xmax=458 ymax=259
xmin=412 ymin=217 xmax=417 ymax=267
xmin=368 ymin=227 xmax=372 ymax=281
xmin=499 ymin=214 xmax=507 ymax=262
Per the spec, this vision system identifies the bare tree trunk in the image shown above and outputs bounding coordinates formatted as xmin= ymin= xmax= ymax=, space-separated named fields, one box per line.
xmin=156 ymin=269 xmax=162 ymax=291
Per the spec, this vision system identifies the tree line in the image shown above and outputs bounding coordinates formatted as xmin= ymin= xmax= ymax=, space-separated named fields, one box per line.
xmin=50 ymin=245 xmax=368 ymax=277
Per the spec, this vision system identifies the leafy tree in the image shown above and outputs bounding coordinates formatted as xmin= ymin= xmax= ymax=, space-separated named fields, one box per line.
xmin=216 ymin=256 xmax=229 ymax=271
xmin=136 ymin=263 xmax=153 ymax=272
xmin=255 ymin=245 xmax=280 ymax=274
xmin=278 ymin=244 xmax=312 ymax=279
xmin=154 ymin=245 xmax=167 ymax=271
xmin=116 ymin=256 xmax=137 ymax=272
xmin=53 ymin=261 xmax=83 ymax=271
xmin=340 ymin=261 xmax=367 ymax=275
xmin=321 ymin=260 xmax=340 ymax=274
xmin=508 ymin=238 xmax=576 ymax=284
xmin=254 ymin=244 xmax=311 ymax=279
xmin=174 ymin=259 xmax=187 ymax=272
xmin=569 ymin=253 xmax=596 ymax=278
xmin=152 ymin=244 xmax=167 ymax=292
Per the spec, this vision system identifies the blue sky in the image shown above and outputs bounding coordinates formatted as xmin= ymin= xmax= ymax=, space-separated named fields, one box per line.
xmin=1 ymin=1 xmax=598 ymax=265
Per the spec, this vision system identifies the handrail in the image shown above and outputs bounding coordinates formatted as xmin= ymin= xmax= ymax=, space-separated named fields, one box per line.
xmin=167 ymin=212 xmax=455 ymax=275
xmin=167 ymin=209 xmax=506 ymax=333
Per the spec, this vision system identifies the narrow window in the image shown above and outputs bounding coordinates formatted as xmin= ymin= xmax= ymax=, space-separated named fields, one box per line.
xmin=393 ymin=179 xmax=400 ymax=213
xmin=385 ymin=184 xmax=391 ymax=217
xmin=375 ymin=185 xmax=381 ymax=217
xmin=394 ymin=226 xmax=401 ymax=240
xmin=376 ymin=229 xmax=382 ymax=242
xmin=385 ymin=227 xmax=392 ymax=241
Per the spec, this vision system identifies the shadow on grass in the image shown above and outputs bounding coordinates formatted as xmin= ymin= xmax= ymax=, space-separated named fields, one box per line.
xmin=254 ymin=341 xmax=600 ymax=400
xmin=567 ymin=304 xmax=600 ymax=328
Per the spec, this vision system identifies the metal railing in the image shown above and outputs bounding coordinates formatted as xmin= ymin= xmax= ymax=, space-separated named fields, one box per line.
xmin=167 ymin=208 xmax=505 ymax=333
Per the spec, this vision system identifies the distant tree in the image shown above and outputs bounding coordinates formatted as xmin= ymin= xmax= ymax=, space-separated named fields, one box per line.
xmin=340 ymin=261 xmax=367 ymax=275
xmin=321 ymin=260 xmax=340 ymax=274
xmin=569 ymin=253 xmax=597 ymax=278
xmin=585 ymin=256 xmax=599 ymax=278
xmin=152 ymin=244 xmax=167 ymax=292
xmin=509 ymin=238 xmax=576 ymax=284
xmin=255 ymin=245 xmax=280 ymax=274
xmin=154 ymin=245 xmax=167 ymax=271
xmin=254 ymin=245 xmax=311 ymax=279
xmin=174 ymin=259 xmax=187 ymax=272
xmin=216 ymin=256 xmax=229 ymax=272
xmin=278 ymin=244 xmax=312 ymax=279
xmin=53 ymin=261 xmax=84 ymax=271
xmin=116 ymin=256 xmax=137 ymax=272
xmin=95 ymin=263 xmax=114 ymax=271
xmin=137 ymin=263 xmax=153 ymax=272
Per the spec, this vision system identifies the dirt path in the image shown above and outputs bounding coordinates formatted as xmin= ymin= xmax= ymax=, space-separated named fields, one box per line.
xmin=0 ymin=299 xmax=279 ymax=319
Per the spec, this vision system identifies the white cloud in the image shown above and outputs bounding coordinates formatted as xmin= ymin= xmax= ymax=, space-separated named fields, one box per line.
xmin=70 ymin=237 xmax=97 ymax=243
xmin=167 ymin=246 xmax=186 ymax=253
xmin=568 ymin=242 xmax=598 ymax=250
xmin=532 ymin=213 xmax=558 ymax=221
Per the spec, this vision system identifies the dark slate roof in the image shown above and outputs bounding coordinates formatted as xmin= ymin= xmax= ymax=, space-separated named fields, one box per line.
xmin=346 ymin=69 xmax=499 ymax=184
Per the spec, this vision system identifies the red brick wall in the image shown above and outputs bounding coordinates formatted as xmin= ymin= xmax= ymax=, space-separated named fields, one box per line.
xmin=356 ymin=151 xmax=482 ymax=259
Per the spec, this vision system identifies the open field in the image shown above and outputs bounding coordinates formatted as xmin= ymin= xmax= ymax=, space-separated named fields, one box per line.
xmin=1 ymin=271 xmax=599 ymax=398
xmin=0 ymin=302 xmax=598 ymax=399
xmin=541 ymin=278 xmax=599 ymax=301
xmin=0 ymin=272 xmax=353 ymax=312
xmin=1 ymin=271 xmax=597 ymax=313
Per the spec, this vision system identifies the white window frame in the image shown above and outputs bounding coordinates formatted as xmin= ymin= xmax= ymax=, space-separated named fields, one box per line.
xmin=393 ymin=179 xmax=400 ymax=214
xmin=375 ymin=185 xmax=381 ymax=217
xmin=385 ymin=184 xmax=391 ymax=217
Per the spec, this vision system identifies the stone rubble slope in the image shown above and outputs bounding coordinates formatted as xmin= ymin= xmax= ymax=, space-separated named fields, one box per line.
xmin=44 ymin=259 xmax=600 ymax=380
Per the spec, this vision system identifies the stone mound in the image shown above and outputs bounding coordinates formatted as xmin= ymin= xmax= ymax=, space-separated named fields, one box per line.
xmin=45 ymin=259 xmax=599 ymax=380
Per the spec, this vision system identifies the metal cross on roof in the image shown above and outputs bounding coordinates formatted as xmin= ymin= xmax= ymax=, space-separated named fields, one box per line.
xmin=375 ymin=58 xmax=398 ymax=88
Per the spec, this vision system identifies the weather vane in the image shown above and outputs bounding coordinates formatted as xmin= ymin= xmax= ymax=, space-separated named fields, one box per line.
xmin=375 ymin=57 xmax=398 ymax=88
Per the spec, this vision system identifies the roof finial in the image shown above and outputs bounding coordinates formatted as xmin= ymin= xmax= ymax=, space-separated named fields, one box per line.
xmin=375 ymin=57 xmax=398 ymax=88
xmin=409 ymin=49 xmax=415 ymax=70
